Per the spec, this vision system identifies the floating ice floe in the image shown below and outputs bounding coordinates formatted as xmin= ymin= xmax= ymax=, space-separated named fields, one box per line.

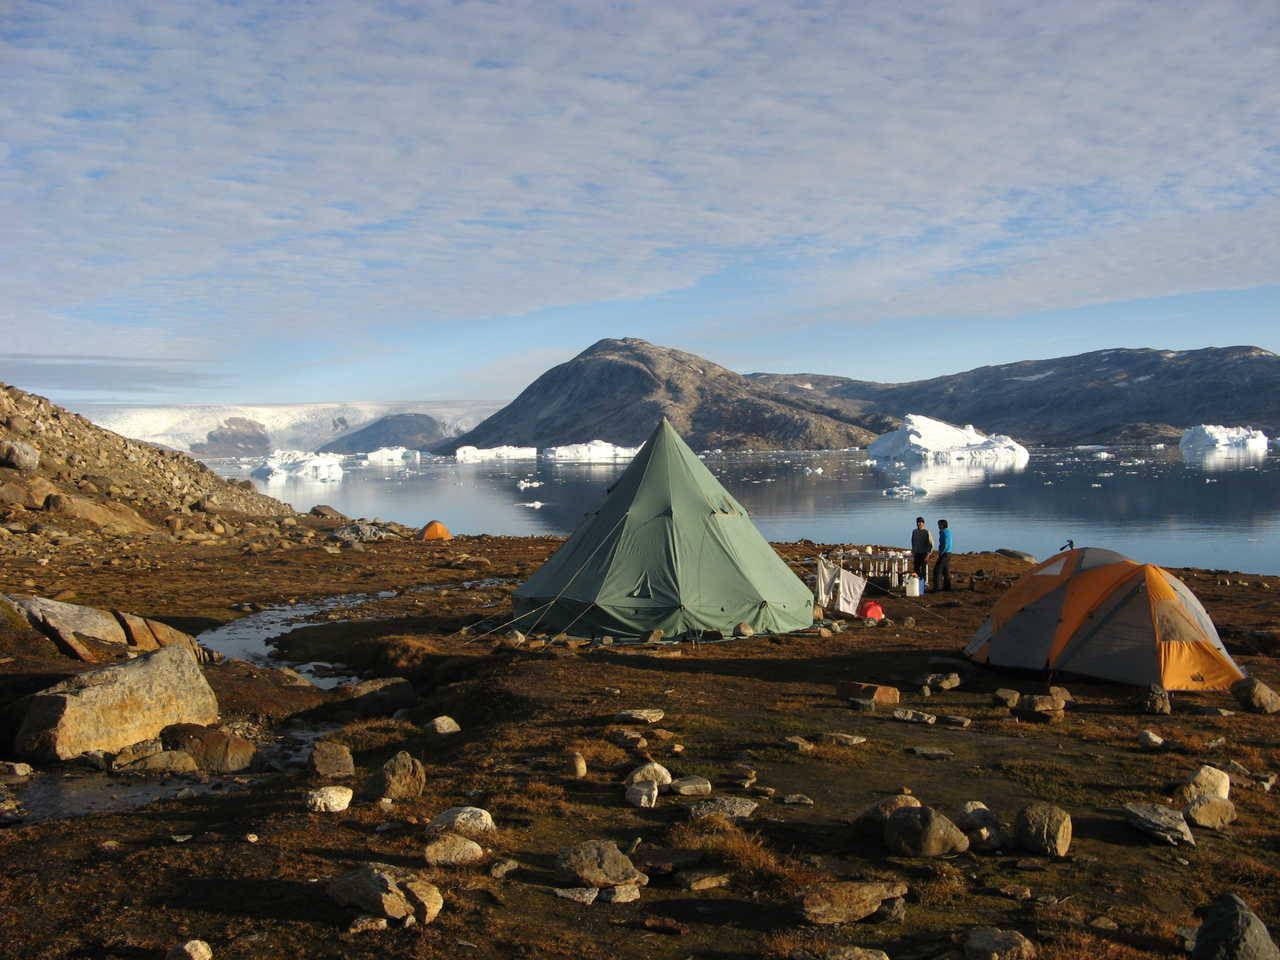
xmin=360 ymin=446 xmax=419 ymax=465
xmin=883 ymin=485 xmax=927 ymax=498
xmin=542 ymin=440 xmax=640 ymax=461
xmin=1179 ymin=425 xmax=1269 ymax=454
xmin=1094 ymin=451 xmax=1113 ymax=460
xmin=517 ymin=479 xmax=543 ymax=489
xmin=455 ymin=445 xmax=538 ymax=463
xmin=251 ymin=450 xmax=344 ymax=483
xmin=869 ymin=414 xmax=1029 ymax=467
xmin=517 ymin=501 xmax=546 ymax=509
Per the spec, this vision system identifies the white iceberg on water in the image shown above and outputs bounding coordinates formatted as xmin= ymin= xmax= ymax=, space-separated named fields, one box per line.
xmin=542 ymin=440 xmax=640 ymax=461
xmin=361 ymin=446 xmax=419 ymax=465
xmin=251 ymin=450 xmax=344 ymax=483
xmin=869 ymin=414 xmax=1030 ymax=467
xmin=455 ymin=445 xmax=538 ymax=463
xmin=1179 ymin=425 xmax=1268 ymax=454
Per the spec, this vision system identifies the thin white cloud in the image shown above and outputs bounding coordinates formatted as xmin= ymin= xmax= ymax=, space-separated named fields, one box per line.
xmin=1 ymin=0 xmax=1278 ymax=392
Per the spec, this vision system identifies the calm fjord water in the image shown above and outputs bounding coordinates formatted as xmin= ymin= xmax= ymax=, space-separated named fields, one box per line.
xmin=212 ymin=448 xmax=1280 ymax=575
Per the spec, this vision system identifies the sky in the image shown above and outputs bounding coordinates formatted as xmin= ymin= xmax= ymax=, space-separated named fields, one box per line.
xmin=2 ymin=0 xmax=1279 ymax=410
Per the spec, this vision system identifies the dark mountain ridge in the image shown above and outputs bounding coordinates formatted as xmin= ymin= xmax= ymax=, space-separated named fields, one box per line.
xmin=318 ymin=413 xmax=447 ymax=454
xmin=439 ymin=339 xmax=886 ymax=453
xmin=750 ymin=345 xmax=1280 ymax=443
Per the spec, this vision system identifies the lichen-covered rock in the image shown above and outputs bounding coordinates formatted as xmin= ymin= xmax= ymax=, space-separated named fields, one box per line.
xmin=367 ymin=750 xmax=425 ymax=800
xmin=427 ymin=806 xmax=495 ymax=837
xmin=556 ymin=839 xmax=646 ymax=887
xmin=793 ymin=880 xmax=909 ymax=924
xmin=1015 ymin=803 xmax=1072 ymax=857
xmin=884 ymin=806 xmax=969 ymax=857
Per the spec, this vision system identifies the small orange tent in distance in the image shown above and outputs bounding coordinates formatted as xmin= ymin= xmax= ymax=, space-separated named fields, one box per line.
xmin=419 ymin=520 xmax=452 ymax=541
xmin=964 ymin=547 xmax=1244 ymax=691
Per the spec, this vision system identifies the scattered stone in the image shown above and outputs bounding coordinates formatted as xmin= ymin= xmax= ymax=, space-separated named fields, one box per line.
xmin=489 ymin=858 xmax=520 ymax=879
xmin=890 ymin=708 xmax=936 ymax=725
xmin=0 ymin=761 xmax=35 ymax=777
xmin=368 ymin=751 xmax=425 ymax=801
xmin=624 ymin=761 xmax=672 ymax=786
xmin=1140 ymin=685 xmax=1173 ymax=715
xmin=835 ymin=681 xmax=901 ymax=705
xmin=667 ymin=776 xmax=712 ymax=796
xmin=598 ymin=883 xmax=640 ymax=903
xmin=1230 ymin=677 xmax=1280 ymax=714
xmin=160 ymin=723 xmax=255 ymax=774
xmin=1184 ymin=796 xmax=1237 ymax=830
xmin=426 ymin=806 xmax=495 ymax=837
xmin=556 ymin=840 xmax=647 ymax=888
xmin=793 ymin=880 xmax=909 ymax=924
xmin=869 ymin=896 xmax=906 ymax=923
xmin=992 ymin=689 xmax=1021 ymax=709
xmin=964 ymin=927 xmax=1038 ymax=960
xmin=426 ymin=715 xmax=461 ymax=735
xmin=734 ymin=621 xmax=754 ymax=637
xmin=942 ymin=715 xmax=972 ymax=728
xmin=1123 ymin=803 xmax=1196 ymax=846
xmin=884 ymin=805 xmax=970 ymax=857
xmin=784 ymin=735 xmax=816 ymax=754
xmin=615 ymin=708 xmax=664 ymax=724
xmin=908 ymin=746 xmax=954 ymax=759
xmin=1191 ymin=892 xmax=1280 ymax=960
xmin=423 ymin=832 xmax=484 ymax=866
xmin=305 ymin=785 xmax=353 ymax=813
xmin=820 ymin=732 xmax=867 ymax=746
xmin=166 ymin=941 xmax=214 ymax=960
xmin=1138 ymin=729 xmax=1165 ymax=751
xmin=688 ymin=796 xmax=758 ymax=821
xmin=326 ymin=864 xmax=412 ymax=920
xmin=955 ymin=801 xmax=1004 ymax=852
xmin=566 ymin=751 xmax=587 ymax=779
xmin=554 ymin=887 xmax=599 ymax=904
xmin=1013 ymin=695 xmax=1066 ymax=724
xmin=0 ymin=439 xmax=40 ymax=471
xmin=848 ymin=698 xmax=878 ymax=712
xmin=1089 ymin=916 xmax=1119 ymax=931
xmin=626 ymin=780 xmax=659 ymax=808
xmin=853 ymin=794 xmax=921 ymax=834
xmin=675 ymin=867 xmax=732 ymax=891
xmin=309 ymin=741 xmax=355 ymax=778
xmin=999 ymin=885 xmax=1032 ymax=901
xmin=1015 ymin=803 xmax=1072 ymax=857
xmin=347 ymin=915 xmax=388 ymax=933
xmin=782 ymin=794 xmax=815 ymax=806
xmin=120 ymin=749 xmax=198 ymax=775
xmin=1179 ymin=765 xmax=1232 ymax=804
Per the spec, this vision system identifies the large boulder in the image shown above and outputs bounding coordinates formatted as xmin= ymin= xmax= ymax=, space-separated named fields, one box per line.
xmin=43 ymin=494 xmax=155 ymax=533
xmin=1230 ymin=678 xmax=1280 ymax=715
xmin=367 ymin=750 xmax=425 ymax=800
xmin=1192 ymin=893 xmax=1280 ymax=960
xmin=556 ymin=840 xmax=647 ymax=888
xmin=0 ymin=439 xmax=40 ymax=471
xmin=1015 ymin=803 xmax=1072 ymax=857
xmin=793 ymin=880 xmax=909 ymax=924
xmin=14 ymin=645 xmax=218 ymax=760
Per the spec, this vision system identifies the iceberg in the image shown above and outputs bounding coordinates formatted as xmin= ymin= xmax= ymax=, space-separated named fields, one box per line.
xmin=542 ymin=440 xmax=641 ymax=461
xmin=360 ymin=446 xmax=419 ymax=465
xmin=1179 ymin=425 xmax=1269 ymax=454
xmin=250 ymin=450 xmax=344 ymax=483
xmin=869 ymin=414 xmax=1030 ymax=467
xmin=455 ymin=445 xmax=538 ymax=463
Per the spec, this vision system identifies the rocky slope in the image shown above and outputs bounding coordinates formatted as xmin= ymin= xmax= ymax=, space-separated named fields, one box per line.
xmin=0 ymin=382 xmax=299 ymax=556
xmin=318 ymin=413 xmax=448 ymax=454
xmin=751 ymin=346 xmax=1280 ymax=444
xmin=439 ymin=339 xmax=885 ymax=452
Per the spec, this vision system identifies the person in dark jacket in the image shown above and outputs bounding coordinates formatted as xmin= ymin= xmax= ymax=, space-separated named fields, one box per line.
xmin=910 ymin=516 xmax=932 ymax=588
xmin=934 ymin=518 xmax=953 ymax=591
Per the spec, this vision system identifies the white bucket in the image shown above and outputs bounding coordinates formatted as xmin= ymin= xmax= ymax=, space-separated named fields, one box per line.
xmin=905 ymin=574 xmax=921 ymax=597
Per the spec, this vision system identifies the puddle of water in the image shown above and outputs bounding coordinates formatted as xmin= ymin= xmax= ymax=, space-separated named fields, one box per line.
xmin=196 ymin=590 xmax=396 ymax=688
xmin=12 ymin=770 xmax=236 ymax=822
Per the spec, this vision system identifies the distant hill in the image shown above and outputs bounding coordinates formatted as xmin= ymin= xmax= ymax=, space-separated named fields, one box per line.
xmin=439 ymin=338 xmax=885 ymax=452
xmin=749 ymin=346 xmax=1280 ymax=443
xmin=319 ymin=413 xmax=448 ymax=454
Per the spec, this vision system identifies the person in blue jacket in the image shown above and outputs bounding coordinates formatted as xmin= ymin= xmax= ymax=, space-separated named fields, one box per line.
xmin=933 ymin=518 xmax=953 ymax=592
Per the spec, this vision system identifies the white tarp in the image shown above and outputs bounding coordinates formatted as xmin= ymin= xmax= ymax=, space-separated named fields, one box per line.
xmin=816 ymin=556 xmax=867 ymax=616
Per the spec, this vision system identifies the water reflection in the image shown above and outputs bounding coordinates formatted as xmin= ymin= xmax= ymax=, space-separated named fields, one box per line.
xmin=871 ymin=458 xmax=1028 ymax=499
xmin=1182 ymin=448 xmax=1267 ymax=472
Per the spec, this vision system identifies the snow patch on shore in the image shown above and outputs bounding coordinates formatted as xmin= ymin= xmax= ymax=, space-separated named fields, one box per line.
xmin=869 ymin=414 xmax=1029 ymax=466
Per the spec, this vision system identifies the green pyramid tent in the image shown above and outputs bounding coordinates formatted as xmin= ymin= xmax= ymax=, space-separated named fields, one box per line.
xmin=512 ymin=419 xmax=814 ymax=637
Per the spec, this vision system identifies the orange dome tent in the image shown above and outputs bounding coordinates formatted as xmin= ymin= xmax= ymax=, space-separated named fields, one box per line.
xmin=419 ymin=520 xmax=452 ymax=541
xmin=964 ymin=547 xmax=1244 ymax=691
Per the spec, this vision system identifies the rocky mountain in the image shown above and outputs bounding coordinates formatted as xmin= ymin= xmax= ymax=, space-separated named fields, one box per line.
xmin=439 ymin=339 xmax=886 ymax=452
xmin=750 ymin=346 xmax=1280 ymax=444
xmin=1 ymin=382 xmax=296 ymax=551
xmin=78 ymin=400 xmax=492 ymax=457
xmin=318 ymin=414 xmax=448 ymax=454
